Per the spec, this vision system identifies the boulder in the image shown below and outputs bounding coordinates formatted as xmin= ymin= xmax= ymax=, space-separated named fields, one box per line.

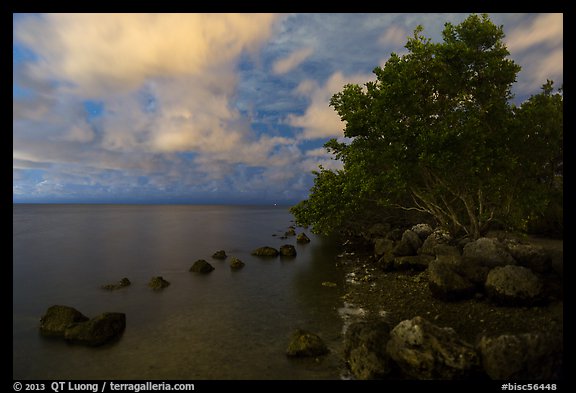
xmin=64 ymin=312 xmax=126 ymax=346
xmin=229 ymin=257 xmax=245 ymax=270
xmin=190 ymin=259 xmax=215 ymax=273
xmin=279 ymin=244 xmax=297 ymax=257
xmin=251 ymin=246 xmax=279 ymax=257
xmin=212 ymin=250 xmax=227 ymax=259
xmin=296 ymin=233 xmax=311 ymax=244
xmin=344 ymin=320 xmax=393 ymax=379
xmin=386 ymin=316 xmax=481 ymax=379
xmin=410 ymin=223 xmax=434 ymax=241
xmin=462 ymin=237 xmax=516 ymax=268
xmin=284 ymin=228 xmax=296 ymax=236
xmin=392 ymin=230 xmax=422 ymax=257
xmin=428 ymin=260 xmax=476 ymax=301
xmin=478 ymin=333 xmax=562 ymax=380
xmin=39 ymin=305 xmax=89 ymax=337
xmin=485 ymin=265 xmax=543 ymax=306
xmin=148 ymin=276 xmax=171 ymax=290
xmin=419 ymin=228 xmax=453 ymax=256
xmin=373 ymin=238 xmax=395 ymax=257
xmin=504 ymin=241 xmax=551 ymax=274
xmin=286 ymin=329 xmax=329 ymax=357
xmin=101 ymin=277 xmax=131 ymax=290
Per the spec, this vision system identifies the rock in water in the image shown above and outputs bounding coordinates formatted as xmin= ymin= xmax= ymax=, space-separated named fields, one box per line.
xmin=229 ymin=257 xmax=245 ymax=270
xmin=148 ymin=276 xmax=171 ymax=289
xmin=190 ymin=259 xmax=215 ymax=273
xmin=39 ymin=305 xmax=89 ymax=337
xmin=279 ymin=244 xmax=297 ymax=257
xmin=286 ymin=329 xmax=329 ymax=357
xmin=296 ymin=233 xmax=311 ymax=244
xmin=251 ymin=246 xmax=279 ymax=257
xmin=212 ymin=250 xmax=227 ymax=259
xmin=101 ymin=277 xmax=131 ymax=290
xmin=64 ymin=312 xmax=126 ymax=346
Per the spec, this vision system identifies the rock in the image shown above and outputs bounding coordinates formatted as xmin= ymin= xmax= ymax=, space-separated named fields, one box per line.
xmin=212 ymin=250 xmax=227 ymax=259
xmin=504 ymin=241 xmax=551 ymax=274
xmin=462 ymin=237 xmax=516 ymax=268
xmin=386 ymin=316 xmax=481 ymax=379
xmin=251 ymin=246 xmax=279 ymax=257
xmin=284 ymin=228 xmax=296 ymax=236
xmin=364 ymin=223 xmax=392 ymax=239
xmin=279 ymin=244 xmax=297 ymax=257
xmin=321 ymin=281 xmax=337 ymax=287
xmin=101 ymin=277 xmax=131 ymax=290
xmin=344 ymin=320 xmax=393 ymax=379
xmin=410 ymin=223 xmax=434 ymax=241
xmin=64 ymin=312 xmax=126 ymax=346
xmin=190 ymin=259 xmax=215 ymax=273
xmin=392 ymin=230 xmax=422 ymax=257
xmin=39 ymin=305 xmax=89 ymax=337
xmin=419 ymin=228 xmax=453 ymax=256
xmin=374 ymin=238 xmax=395 ymax=257
xmin=428 ymin=260 xmax=476 ymax=301
xmin=148 ymin=276 xmax=171 ymax=289
xmin=229 ymin=257 xmax=245 ymax=270
xmin=296 ymin=233 xmax=311 ymax=244
xmin=286 ymin=329 xmax=329 ymax=357
xmin=478 ymin=333 xmax=562 ymax=380
xmin=393 ymin=255 xmax=434 ymax=271
xmin=485 ymin=265 xmax=543 ymax=306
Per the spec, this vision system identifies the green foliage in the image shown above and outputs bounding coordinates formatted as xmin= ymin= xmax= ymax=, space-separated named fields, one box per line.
xmin=291 ymin=14 xmax=563 ymax=239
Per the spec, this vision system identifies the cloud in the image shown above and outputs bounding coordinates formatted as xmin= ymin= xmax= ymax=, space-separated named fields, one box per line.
xmin=272 ymin=47 xmax=314 ymax=74
xmin=287 ymin=71 xmax=374 ymax=140
xmin=504 ymin=13 xmax=563 ymax=95
xmin=505 ymin=13 xmax=563 ymax=53
xmin=378 ymin=25 xmax=409 ymax=47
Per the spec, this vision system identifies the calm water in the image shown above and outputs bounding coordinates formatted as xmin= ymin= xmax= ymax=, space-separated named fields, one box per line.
xmin=13 ymin=204 xmax=345 ymax=380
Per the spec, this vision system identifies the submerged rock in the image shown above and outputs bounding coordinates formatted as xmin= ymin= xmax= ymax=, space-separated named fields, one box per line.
xmin=39 ymin=305 xmax=89 ymax=337
xmin=64 ymin=312 xmax=126 ymax=346
xmin=251 ymin=246 xmax=279 ymax=257
xmin=279 ymin=244 xmax=297 ymax=257
xmin=286 ymin=329 xmax=329 ymax=357
xmin=229 ymin=257 xmax=245 ymax=270
xmin=148 ymin=276 xmax=171 ymax=289
xmin=190 ymin=259 xmax=215 ymax=273
xmin=212 ymin=250 xmax=227 ymax=259
xmin=101 ymin=277 xmax=131 ymax=290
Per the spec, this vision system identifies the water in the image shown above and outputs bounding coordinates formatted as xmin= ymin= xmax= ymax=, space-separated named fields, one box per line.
xmin=13 ymin=204 xmax=345 ymax=380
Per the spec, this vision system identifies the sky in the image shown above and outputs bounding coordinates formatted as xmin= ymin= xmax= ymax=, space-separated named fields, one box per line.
xmin=12 ymin=13 xmax=564 ymax=204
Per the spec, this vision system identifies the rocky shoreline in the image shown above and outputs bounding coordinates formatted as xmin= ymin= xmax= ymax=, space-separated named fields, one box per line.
xmin=334 ymin=224 xmax=563 ymax=380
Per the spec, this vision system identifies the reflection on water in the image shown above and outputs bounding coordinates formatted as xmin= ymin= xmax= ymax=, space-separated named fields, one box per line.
xmin=13 ymin=204 xmax=345 ymax=380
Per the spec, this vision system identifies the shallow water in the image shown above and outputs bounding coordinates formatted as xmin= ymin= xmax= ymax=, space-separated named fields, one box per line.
xmin=13 ymin=204 xmax=345 ymax=380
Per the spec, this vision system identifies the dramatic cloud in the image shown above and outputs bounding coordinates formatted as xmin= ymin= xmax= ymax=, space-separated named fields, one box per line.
xmin=13 ymin=13 xmax=563 ymax=203
xmin=287 ymin=71 xmax=374 ymax=140
xmin=272 ymin=47 xmax=314 ymax=75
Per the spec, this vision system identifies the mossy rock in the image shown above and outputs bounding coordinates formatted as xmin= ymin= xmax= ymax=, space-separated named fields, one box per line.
xmin=251 ymin=246 xmax=279 ymax=257
xmin=286 ymin=329 xmax=329 ymax=357
xmin=39 ymin=305 xmax=89 ymax=337
xmin=101 ymin=277 xmax=131 ymax=290
xmin=212 ymin=250 xmax=227 ymax=259
xmin=148 ymin=276 xmax=170 ymax=290
xmin=230 ymin=257 xmax=245 ymax=270
xmin=190 ymin=259 xmax=215 ymax=273
xmin=64 ymin=312 xmax=126 ymax=346
xmin=296 ymin=233 xmax=311 ymax=244
xmin=279 ymin=244 xmax=297 ymax=257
